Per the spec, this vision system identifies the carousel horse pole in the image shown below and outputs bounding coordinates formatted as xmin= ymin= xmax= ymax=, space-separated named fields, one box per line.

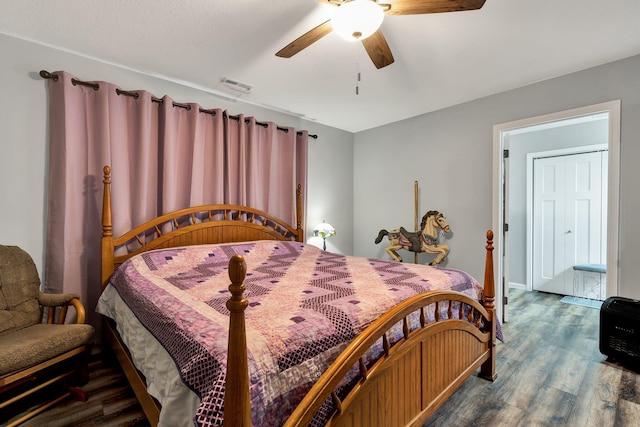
xmin=414 ymin=181 xmax=419 ymax=265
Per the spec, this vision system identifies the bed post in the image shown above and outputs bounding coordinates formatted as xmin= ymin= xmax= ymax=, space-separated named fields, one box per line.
xmin=295 ymin=184 xmax=303 ymax=242
xmin=480 ymin=230 xmax=497 ymax=381
xmin=224 ymin=255 xmax=251 ymax=426
xmin=101 ymin=166 xmax=114 ymax=290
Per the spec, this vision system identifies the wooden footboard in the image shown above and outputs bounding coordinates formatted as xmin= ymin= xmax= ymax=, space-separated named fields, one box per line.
xmin=283 ymin=291 xmax=494 ymax=426
xmin=225 ymin=232 xmax=497 ymax=426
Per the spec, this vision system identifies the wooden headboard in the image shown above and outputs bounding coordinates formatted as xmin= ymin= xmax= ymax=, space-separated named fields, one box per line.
xmin=100 ymin=165 xmax=304 ymax=289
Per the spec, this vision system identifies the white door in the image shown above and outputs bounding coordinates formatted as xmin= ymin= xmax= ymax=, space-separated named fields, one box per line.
xmin=532 ymin=156 xmax=566 ymax=294
xmin=566 ymin=152 xmax=605 ymax=280
xmin=532 ymin=151 xmax=605 ymax=295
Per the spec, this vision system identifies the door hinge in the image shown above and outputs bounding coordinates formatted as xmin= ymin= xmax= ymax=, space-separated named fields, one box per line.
xmin=503 ymin=149 xmax=509 ymax=158
xmin=504 ymin=296 xmax=508 ymax=305
xmin=504 ymin=223 xmax=509 ymax=232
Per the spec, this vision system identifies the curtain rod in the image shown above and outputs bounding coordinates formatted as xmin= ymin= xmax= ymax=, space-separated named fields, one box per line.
xmin=40 ymin=70 xmax=318 ymax=139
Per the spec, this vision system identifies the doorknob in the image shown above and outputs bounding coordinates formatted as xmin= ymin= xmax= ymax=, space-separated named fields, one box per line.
xmin=566 ymin=230 xmax=572 ymax=234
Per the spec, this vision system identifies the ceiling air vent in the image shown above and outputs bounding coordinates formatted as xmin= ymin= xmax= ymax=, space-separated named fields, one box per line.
xmin=220 ymin=77 xmax=253 ymax=95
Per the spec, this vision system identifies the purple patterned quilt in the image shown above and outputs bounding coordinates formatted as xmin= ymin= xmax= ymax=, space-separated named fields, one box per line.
xmin=108 ymin=240 xmax=485 ymax=426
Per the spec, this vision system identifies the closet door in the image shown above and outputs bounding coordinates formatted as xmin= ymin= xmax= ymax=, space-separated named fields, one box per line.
xmin=565 ymin=151 xmax=604 ymax=289
xmin=532 ymin=152 xmax=604 ymax=295
xmin=532 ymin=156 xmax=566 ymax=294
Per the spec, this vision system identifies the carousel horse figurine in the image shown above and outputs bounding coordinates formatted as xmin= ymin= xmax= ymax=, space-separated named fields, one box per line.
xmin=374 ymin=210 xmax=451 ymax=265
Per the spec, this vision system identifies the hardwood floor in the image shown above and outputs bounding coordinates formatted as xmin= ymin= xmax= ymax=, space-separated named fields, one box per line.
xmin=3 ymin=289 xmax=639 ymax=426
xmin=2 ymin=351 xmax=149 ymax=427
xmin=425 ymin=289 xmax=640 ymax=427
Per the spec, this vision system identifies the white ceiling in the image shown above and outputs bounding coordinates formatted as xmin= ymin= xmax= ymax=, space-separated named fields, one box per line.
xmin=2 ymin=0 xmax=640 ymax=133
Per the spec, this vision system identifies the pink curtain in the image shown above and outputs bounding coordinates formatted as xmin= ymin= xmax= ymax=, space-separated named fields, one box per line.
xmin=44 ymin=71 xmax=308 ymax=324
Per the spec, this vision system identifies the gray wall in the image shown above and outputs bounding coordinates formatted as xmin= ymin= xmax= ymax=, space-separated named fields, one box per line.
xmin=0 ymin=34 xmax=354 ymax=282
xmin=354 ymin=54 xmax=640 ymax=300
xmin=507 ymin=120 xmax=609 ymax=286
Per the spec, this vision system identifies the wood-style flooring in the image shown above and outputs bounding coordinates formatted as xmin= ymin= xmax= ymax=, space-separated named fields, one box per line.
xmin=2 ymin=351 xmax=149 ymax=427
xmin=425 ymin=289 xmax=640 ymax=426
xmin=3 ymin=289 xmax=640 ymax=426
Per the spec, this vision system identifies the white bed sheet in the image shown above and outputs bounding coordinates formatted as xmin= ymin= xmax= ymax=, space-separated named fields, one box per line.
xmin=97 ymin=284 xmax=200 ymax=427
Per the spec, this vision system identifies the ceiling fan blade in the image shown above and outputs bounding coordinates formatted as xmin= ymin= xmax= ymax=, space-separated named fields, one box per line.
xmin=276 ymin=20 xmax=334 ymax=58
xmin=384 ymin=0 xmax=486 ymax=16
xmin=361 ymin=29 xmax=394 ymax=69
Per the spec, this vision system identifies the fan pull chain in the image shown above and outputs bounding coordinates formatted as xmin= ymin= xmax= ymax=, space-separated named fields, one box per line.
xmin=355 ymin=46 xmax=361 ymax=95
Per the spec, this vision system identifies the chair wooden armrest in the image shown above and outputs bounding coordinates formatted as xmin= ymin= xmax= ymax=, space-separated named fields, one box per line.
xmin=38 ymin=294 xmax=87 ymax=324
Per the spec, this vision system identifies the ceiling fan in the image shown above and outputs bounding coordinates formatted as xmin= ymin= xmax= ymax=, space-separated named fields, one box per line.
xmin=276 ymin=0 xmax=486 ymax=69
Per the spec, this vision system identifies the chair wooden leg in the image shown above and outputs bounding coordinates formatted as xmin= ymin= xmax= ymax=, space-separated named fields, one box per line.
xmin=67 ymin=385 xmax=88 ymax=402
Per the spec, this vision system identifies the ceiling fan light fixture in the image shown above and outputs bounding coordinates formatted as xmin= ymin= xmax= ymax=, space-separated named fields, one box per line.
xmin=331 ymin=0 xmax=384 ymax=42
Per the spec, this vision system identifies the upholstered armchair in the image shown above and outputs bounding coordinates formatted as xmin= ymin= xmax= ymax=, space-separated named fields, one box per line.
xmin=0 ymin=245 xmax=95 ymax=426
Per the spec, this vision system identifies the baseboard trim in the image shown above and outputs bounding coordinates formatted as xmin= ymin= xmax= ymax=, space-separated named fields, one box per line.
xmin=509 ymin=282 xmax=526 ymax=291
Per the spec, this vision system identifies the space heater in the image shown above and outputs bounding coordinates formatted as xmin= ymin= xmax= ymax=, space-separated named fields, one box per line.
xmin=600 ymin=296 xmax=640 ymax=369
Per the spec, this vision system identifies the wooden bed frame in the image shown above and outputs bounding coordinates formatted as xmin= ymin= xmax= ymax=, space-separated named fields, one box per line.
xmin=99 ymin=165 xmax=497 ymax=427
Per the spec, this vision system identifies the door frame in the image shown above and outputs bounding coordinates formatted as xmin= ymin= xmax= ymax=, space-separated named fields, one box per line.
xmin=526 ymin=144 xmax=608 ymax=292
xmin=492 ymin=100 xmax=620 ymax=322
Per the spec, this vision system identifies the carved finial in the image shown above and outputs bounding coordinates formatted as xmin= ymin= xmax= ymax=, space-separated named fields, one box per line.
xmin=226 ymin=255 xmax=248 ymax=312
xmin=102 ymin=165 xmax=113 ymax=237
xmin=228 ymin=254 xmax=247 ymax=285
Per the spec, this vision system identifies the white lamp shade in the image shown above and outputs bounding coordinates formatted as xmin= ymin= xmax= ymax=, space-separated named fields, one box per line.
xmin=314 ymin=222 xmax=336 ymax=239
xmin=331 ymin=0 xmax=384 ymax=41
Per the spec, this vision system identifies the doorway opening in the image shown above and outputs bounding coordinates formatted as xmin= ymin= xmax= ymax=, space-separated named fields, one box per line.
xmin=492 ymin=100 xmax=620 ymax=322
